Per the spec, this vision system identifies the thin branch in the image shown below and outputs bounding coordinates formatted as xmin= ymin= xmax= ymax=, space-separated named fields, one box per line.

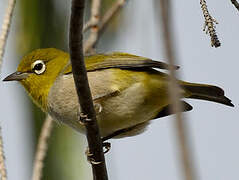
xmin=83 ymin=0 xmax=102 ymax=53
xmin=0 ymin=127 xmax=6 ymax=180
xmin=83 ymin=0 xmax=101 ymax=33
xmin=0 ymin=0 xmax=16 ymax=179
xmin=32 ymin=116 xmax=54 ymax=180
xmin=84 ymin=0 xmax=126 ymax=53
xmin=159 ymin=1 xmax=197 ymax=180
xmin=99 ymin=0 xmax=126 ymax=35
xmin=83 ymin=21 xmax=95 ymax=33
xmin=231 ymin=0 xmax=239 ymax=11
xmin=69 ymin=0 xmax=108 ymax=180
xmin=83 ymin=0 xmax=126 ymax=33
xmin=200 ymin=0 xmax=221 ymax=48
xmin=0 ymin=0 xmax=16 ymax=72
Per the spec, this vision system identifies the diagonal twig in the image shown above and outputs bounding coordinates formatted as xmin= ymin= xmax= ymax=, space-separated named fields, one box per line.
xmin=69 ymin=0 xmax=108 ymax=180
xmin=32 ymin=116 xmax=54 ymax=180
xmin=83 ymin=0 xmax=102 ymax=33
xmin=159 ymin=1 xmax=197 ymax=180
xmin=83 ymin=21 xmax=95 ymax=33
xmin=84 ymin=0 xmax=126 ymax=53
xmin=0 ymin=0 xmax=16 ymax=179
xmin=83 ymin=0 xmax=126 ymax=33
xmin=200 ymin=0 xmax=221 ymax=48
xmin=231 ymin=0 xmax=239 ymax=11
xmin=99 ymin=0 xmax=126 ymax=35
xmin=83 ymin=0 xmax=102 ymax=53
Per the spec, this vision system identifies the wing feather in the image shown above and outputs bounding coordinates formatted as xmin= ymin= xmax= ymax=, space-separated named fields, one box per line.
xmin=64 ymin=52 xmax=179 ymax=74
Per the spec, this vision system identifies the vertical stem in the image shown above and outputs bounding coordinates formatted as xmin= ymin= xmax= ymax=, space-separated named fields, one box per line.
xmin=0 ymin=0 xmax=16 ymax=71
xmin=69 ymin=0 xmax=108 ymax=180
xmin=0 ymin=0 xmax=16 ymax=179
xmin=32 ymin=116 xmax=54 ymax=180
xmin=159 ymin=1 xmax=197 ymax=180
xmin=83 ymin=0 xmax=101 ymax=53
xmin=0 ymin=127 xmax=6 ymax=180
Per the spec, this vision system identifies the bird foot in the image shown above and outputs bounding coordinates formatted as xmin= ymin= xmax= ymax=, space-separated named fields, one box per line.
xmin=78 ymin=112 xmax=92 ymax=125
xmin=102 ymin=142 xmax=111 ymax=154
xmin=85 ymin=142 xmax=111 ymax=165
xmin=85 ymin=147 xmax=102 ymax=165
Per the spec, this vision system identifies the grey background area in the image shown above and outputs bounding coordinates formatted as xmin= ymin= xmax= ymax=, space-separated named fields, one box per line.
xmin=0 ymin=0 xmax=239 ymax=179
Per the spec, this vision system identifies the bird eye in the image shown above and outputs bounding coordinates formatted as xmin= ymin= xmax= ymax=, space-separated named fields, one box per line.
xmin=32 ymin=60 xmax=46 ymax=75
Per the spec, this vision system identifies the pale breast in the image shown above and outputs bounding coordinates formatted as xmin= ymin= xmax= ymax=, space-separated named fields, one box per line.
xmin=47 ymin=73 xmax=83 ymax=132
xmin=47 ymin=69 xmax=163 ymax=138
xmin=47 ymin=69 xmax=123 ymax=135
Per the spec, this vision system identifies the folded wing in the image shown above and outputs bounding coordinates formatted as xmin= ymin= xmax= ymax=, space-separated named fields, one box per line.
xmin=64 ymin=52 xmax=179 ymax=74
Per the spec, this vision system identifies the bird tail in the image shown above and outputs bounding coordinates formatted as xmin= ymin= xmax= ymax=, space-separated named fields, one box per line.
xmin=181 ymin=82 xmax=234 ymax=107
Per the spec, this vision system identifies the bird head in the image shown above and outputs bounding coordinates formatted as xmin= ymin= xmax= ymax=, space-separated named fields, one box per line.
xmin=3 ymin=48 xmax=69 ymax=110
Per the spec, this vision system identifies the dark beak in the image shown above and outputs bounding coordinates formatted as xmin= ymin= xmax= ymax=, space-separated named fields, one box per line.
xmin=3 ymin=72 xmax=29 ymax=81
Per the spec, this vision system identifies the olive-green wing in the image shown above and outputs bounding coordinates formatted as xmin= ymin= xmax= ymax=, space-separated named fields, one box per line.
xmin=64 ymin=52 xmax=179 ymax=74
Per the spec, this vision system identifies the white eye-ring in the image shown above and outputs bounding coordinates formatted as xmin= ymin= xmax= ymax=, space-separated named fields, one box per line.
xmin=31 ymin=60 xmax=46 ymax=75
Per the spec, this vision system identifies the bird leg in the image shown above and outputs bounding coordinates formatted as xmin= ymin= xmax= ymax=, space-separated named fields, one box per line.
xmin=78 ymin=112 xmax=92 ymax=125
xmin=102 ymin=142 xmax=111 ymax=154
xmin=77 ymin=102 xmax=102 ymax=125
xmin=85 ymin=147 xmax=102 ymax=165
xmin=78 ymin=88 xmax=119 ymax=124
xmin=85 ymin=140 xmax=111 ymax=165
xmin=80 ymin=90 xmax=117 ymax=161
xmin=78 ymin=90 xmax=120 ymax=125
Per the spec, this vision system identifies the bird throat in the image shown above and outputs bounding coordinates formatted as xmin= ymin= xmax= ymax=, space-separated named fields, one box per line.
xmin=20 ymin=76 xmax=51 ymax=112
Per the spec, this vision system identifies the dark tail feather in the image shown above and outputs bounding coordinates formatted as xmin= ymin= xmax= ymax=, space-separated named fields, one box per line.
xmin=182 ymin=82 xmax=234 ymax=107
xmin=155 ymin=101 xmax=193 ymax=119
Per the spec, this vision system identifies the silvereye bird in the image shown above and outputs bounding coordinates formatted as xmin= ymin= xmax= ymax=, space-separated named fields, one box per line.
xmin=3 ymin=48 xmax=234 ymax=139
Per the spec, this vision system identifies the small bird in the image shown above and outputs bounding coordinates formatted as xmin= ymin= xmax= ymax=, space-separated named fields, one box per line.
xmin=3 ymin=48 xmax=234 ymax=140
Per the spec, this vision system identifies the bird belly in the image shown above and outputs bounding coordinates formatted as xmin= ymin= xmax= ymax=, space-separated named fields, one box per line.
xmin=47 ymin=84 xmax=159 ymax=137
xmin=47 ymin=70 xmax=167 ymax=138
xmin=96 ymin=83 xmax=161 ymax=137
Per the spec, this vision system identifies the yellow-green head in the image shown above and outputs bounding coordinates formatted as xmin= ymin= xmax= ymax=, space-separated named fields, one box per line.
xmin=3 ymin=48 xmax=69 ymax=110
